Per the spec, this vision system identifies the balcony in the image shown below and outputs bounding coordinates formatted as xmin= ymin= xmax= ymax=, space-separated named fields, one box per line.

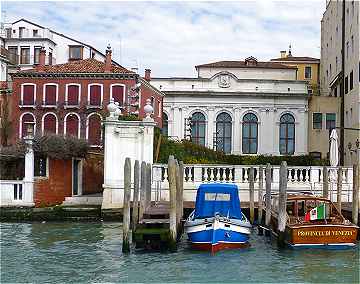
xmin=3 ymin=27 xmax=54 ymax=40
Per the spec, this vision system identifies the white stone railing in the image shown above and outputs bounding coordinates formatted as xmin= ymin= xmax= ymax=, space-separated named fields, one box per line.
xmin=152 ymin=164 xmax=354 ymax=203
xmin=0 ymin=180 xmax=34 ymax=207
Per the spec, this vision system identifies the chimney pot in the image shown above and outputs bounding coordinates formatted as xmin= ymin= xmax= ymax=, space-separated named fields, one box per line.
xmin=105 ymin=44 xmax=112 ymax=73
xmin=280 ymin=50 xmax=287 ymax=58
xmin=145 ymin=69 xmax=151 ymax=81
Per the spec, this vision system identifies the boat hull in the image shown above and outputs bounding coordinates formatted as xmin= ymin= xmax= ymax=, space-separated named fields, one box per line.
xmin=185 ymin=218 xmax=251 ymax=253
xmin=288 ymin=224 xmax=358 ymax=249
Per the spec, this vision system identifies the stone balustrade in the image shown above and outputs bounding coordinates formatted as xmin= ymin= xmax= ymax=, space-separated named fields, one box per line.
xmin=0 ymin=180 xmax=34 ymax=207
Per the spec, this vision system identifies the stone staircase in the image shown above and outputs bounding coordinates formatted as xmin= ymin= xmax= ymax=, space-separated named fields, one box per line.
xmin=62 ymin=194 xmax=103 ymax=206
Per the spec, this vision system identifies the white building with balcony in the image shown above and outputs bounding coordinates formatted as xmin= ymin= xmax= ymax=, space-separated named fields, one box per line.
xmin=151 ymin=57 xmax=309 ymax=156
xmin=0 ymin=18 xmax=119 ymax=72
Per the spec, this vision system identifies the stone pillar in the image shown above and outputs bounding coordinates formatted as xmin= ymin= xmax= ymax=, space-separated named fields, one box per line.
xmin=23 ymin=134 xmax=35 ymax=206
xmin=102 ymin=99 xmax=156 ymax=209
xmin=233 ymin=108 xmax=241 ymax=155
xmin=207 ymin=107 xmax=215 ymax=150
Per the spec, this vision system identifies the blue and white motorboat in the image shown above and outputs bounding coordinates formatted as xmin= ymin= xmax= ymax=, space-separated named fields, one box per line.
xmin=184 ymin=183 xmax=252 ymax=253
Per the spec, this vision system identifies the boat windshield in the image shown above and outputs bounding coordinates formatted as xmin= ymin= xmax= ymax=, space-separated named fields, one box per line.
xmin=194 ymin=183 xmax=242 ymax=219
xmin=286 ymin=199 xmax=343 ymax=224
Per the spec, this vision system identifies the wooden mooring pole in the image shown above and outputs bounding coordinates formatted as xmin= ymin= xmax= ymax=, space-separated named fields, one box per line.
xmin=168 ymin=156 xmax=177 ymax=251
xmin=265 ymin=163 xmax=272 ymax=236
xmin=352 ymin=164 xmax=359 ymax=225
xmin=337 ymin=167 xmax=343 ymax=212
xmin=122 ymin=157 xmax=131 ymax=253
xmin=249 ymin=167 xmax=255 ymax=224
xmin=277 ymin=161 xmax=287 ymax=247
xmin=322 ymin=166 xmax=329 ymax=199
xmin=139 ymin=161 xmax=146 ymax=222
xmin=258 ymin=166 xmax=264 ymax=235
xmin=176 ymin=161 xmax=184 ymax=234
xmin=132 ymin=160 xmax=140 ymax=230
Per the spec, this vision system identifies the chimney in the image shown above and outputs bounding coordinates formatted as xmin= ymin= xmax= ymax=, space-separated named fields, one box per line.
xmin=280 ymin=50 xmax=287 ymax=58
xmin=145 ymin=69 xmax=151 ymax=81
xmin=38 ymin=47 xmax=46 ymax=71
xmin=104 ymin=44 xmax=112 ymax=73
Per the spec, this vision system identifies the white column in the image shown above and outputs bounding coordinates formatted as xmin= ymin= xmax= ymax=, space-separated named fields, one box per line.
xmin=233 ymin=108 xmax=241 ymax=155
xmin=23 ymin=137 xmax=35 ymax=206
xmin=207 ymin=107 xmax=215 ymax=149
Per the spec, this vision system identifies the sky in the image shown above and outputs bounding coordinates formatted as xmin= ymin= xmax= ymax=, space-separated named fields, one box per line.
xmin=1 ymin=0 xmax=326 ymax=77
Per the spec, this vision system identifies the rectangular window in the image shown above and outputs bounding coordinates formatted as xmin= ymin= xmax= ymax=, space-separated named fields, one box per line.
xmin=33 ymin=29 xmax=38 ymax=37
xmin=13 ymin=184 xmax=23 ymax=200
xmin=345 ymin=76 xmax=348 ymax=94
xmin=69 ymin=45 xmax=83 ymax=60
xmin=5 ymin=28 xmax=11 ymax=38
xmin=349 ymin=71 xmax=353 ymax=90
xmin=8 ymin=46 xmax=18 ymax=64
xmin=67 ymin=85 xmax=80 ymax=105
xmin=34 ymin=156 xmax=47 ymax=177
xmin=34 ymin=46 xmax=41 ymax=64
xmin=326 ymin=113 xmax=336 ymax=130
xmin=19 ymin=27 xmax=25 ymax=38
xmin=305 ymin=66 xmax=312 ymax=79
xmin=44 ymin=85 xmax=57 ymax=105
xmin=313 ymin=113 xmax=322 ymax=129
xmin=49 ymin=48 xmax=53 ymax=65
xmin=20 ymin=47 xmax=30 ymax=64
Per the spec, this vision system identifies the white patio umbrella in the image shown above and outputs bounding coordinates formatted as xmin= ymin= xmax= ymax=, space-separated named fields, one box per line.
xmin=329 ymin=129 xmax=339 ymax=200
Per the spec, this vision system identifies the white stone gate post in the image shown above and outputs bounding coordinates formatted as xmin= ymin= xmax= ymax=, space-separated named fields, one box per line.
xmin=102 ymin=99 xmax=156 ymax=209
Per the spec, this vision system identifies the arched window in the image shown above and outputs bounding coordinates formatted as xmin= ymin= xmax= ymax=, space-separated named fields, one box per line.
xmin=42 ymin=113 xmax=57 ymax=134
xmin=111 ymin=84 xmax=125 ymax=105
xmin=43 ymin=84 xmax=57 ymax=106
xmin=88 ymin=84 xmax=102 ymax=106
xmin=65 ymin=113 xmax=80 ymax=138
xmin=20 ymin=112 xmax=36 ymax=138
xmin=242 ymin=113 xmax=258 ymax=154
xmin=216 ymin=112 xmax=232 ymax=153
xmin=191 ymin=112 xmax=206 ymax=146
xmin=21 ymin=84 xmax=35 ymax=106
xmin=161 ymin=112 xmax=169 ymax=137
xmin=87 ymin=113 xmax=102 ymax=146
xmin=66 ymin=84 xmax=80 ymax=106
xmin=279 ymin=113 xmax=295 ymax=155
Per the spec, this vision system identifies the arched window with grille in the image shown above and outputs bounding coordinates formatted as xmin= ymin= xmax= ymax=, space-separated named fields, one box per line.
xmin=216 ymin=112 xmax=232 ymax=153
xmin=242 ymin=113 xmax=258 ymax=154
xmin=161 ymin=112 xmax=168 ymax=136
xmin=279 ymin=113 xmax=295 ymax=155
xmin=191 ymin=112 xmax=206 ymax=146
xmin=20 ymin=112 xmax=36 ymax=138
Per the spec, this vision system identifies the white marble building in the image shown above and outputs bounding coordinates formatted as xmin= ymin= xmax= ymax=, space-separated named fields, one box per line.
xmin=151 ymin=57 xmax=309 ymax=156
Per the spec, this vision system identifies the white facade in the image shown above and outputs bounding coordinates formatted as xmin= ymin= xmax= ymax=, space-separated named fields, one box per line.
xmin=321 ymin=0 xmax=360 ymax=165
xmin=0 ymin=19 xmax=111 ymax=71
xmin=151 ymin=60 xmax=309 ymax=156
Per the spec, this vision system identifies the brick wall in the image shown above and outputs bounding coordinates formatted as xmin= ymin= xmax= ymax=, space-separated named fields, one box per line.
xmin=34 ymin=158 xmax=72 ymax=207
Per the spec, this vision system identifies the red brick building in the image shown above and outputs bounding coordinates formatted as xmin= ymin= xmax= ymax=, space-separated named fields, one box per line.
xmin=11 ymin=47 xmax=164 ymax=144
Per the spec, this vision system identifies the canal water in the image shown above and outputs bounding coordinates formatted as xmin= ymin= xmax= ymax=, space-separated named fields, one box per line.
xmin=1 ymin=222 xmax=359 ymax=283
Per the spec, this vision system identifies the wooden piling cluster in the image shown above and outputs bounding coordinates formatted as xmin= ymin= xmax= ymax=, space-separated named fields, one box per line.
xmin=130 ymin=155 xmax=184 ymax=252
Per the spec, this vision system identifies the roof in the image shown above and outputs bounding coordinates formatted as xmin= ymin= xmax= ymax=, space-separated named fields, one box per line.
xmin=195 ymin=60 xmax=297 ymax=69
xmin=270 ymin=56 xmax=320 ymax=62
xmin=18 ymin=58 xmax=132 ymax=74
xmin=11 ymin=18 xmax=121 ymax=67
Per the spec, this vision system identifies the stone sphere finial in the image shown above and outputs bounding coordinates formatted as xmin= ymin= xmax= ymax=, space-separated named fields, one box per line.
xmin=143 ymin=98 xmax=154 ymax=122
xmin=107 ymin=98 xmax=120 ymax=119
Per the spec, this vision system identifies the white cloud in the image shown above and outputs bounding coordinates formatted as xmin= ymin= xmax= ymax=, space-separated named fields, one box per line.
xmin=2 ymin=0 xmax=324 ymax=77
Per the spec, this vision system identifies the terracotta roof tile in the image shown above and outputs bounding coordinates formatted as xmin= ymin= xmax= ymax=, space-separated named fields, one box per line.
xmin=20 ymin=58 xmax=133 ymax=74
xmin=195 ymin=61 xmax=297 ymax=69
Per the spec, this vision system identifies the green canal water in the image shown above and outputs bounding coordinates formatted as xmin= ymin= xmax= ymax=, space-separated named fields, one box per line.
xmin=1 ymin=222 xmax=359 ymax=283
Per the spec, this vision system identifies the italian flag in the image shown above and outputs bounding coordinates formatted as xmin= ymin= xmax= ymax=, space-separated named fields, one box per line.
xmin=305 ymin=204 xmax=326 ymax=221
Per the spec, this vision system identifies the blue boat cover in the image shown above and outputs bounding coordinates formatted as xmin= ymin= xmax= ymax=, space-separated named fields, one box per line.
xmin=194 ymin=183 xmax=242 ymax=219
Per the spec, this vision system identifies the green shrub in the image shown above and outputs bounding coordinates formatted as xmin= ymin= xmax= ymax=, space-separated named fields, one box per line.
xmin=154 ymin=130 xmax=328 ymax=166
